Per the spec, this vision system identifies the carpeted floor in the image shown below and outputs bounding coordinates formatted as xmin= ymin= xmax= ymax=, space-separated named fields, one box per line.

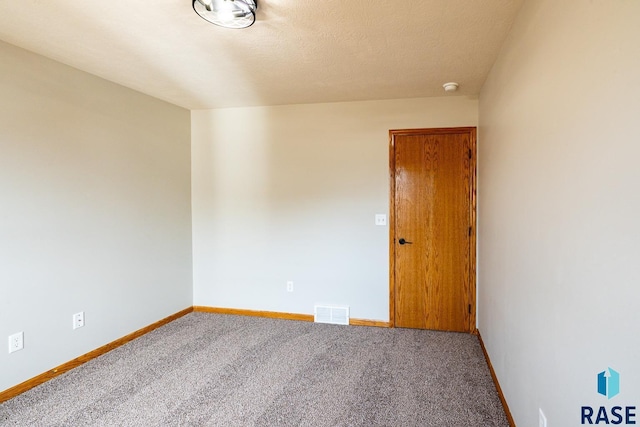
xmin=0 ymin=313 xmax=509 ymax=426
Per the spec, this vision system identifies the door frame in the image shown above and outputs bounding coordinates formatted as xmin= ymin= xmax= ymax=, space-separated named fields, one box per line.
xmin=388 ymin=127 xmax=477 ymax=332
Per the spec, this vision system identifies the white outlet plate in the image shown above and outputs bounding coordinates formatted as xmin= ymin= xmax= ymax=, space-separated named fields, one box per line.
xmin=539 ymin=408 xmax=547 ymax=427
xmin=8 ymin=332 xmax=24 ymax=353
xmin=73 ymin=312 xmax=85 ymax=330
xmin=286 ymin=281 xmax=294 ymax=292
xmin=375 ymin=214 xmax=387 ymax=226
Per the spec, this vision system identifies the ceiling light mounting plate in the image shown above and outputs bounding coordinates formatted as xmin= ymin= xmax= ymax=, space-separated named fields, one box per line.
xmin=193 ymin=0 xmax=257 ymax=29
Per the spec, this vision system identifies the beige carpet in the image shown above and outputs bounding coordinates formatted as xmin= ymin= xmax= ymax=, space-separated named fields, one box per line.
xmin=0 ymin=313 xmax=508 ymax=426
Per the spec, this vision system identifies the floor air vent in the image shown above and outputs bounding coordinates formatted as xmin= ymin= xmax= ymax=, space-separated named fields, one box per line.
xmin=314 ymin=305 xmax=350 ymax=325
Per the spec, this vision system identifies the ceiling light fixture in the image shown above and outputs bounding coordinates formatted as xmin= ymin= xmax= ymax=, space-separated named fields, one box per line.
xmin=193 ymin=0 xmax=257 ymax=29
xmin=443 ymin=82 xmax=459 ymax=92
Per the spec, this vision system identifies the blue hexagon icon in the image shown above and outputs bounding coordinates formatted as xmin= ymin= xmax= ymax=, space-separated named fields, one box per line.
xmin=597 ymin=367 xmax=620 ymax=399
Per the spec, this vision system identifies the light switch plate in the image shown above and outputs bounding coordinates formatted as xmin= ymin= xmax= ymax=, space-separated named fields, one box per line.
xmin=73 ymin=312 xmax=85 ymax=330
xmin=375 ymin=214 xmax=387 ymax=226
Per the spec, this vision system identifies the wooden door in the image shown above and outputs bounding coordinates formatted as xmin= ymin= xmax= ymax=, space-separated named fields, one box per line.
xmin=390 ymin=128 xmax=476 ymax=332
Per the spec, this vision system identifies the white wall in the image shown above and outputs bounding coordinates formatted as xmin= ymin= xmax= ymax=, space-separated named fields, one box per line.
xmin=192 ymin=97 xmax=477 ymax=321
xmin=0 ymin=41 xmax=193 ymax=392
xmin=478 ymin=0 xmax=640 ymax=425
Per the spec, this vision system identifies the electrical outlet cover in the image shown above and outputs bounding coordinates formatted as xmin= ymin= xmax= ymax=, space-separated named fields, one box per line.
xmin=8 ymin=332 xmax=24 ymax=353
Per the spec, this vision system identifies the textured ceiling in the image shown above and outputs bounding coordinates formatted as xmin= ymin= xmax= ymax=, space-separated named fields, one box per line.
xmin=0 ymin=1 xmax=523 ymax=110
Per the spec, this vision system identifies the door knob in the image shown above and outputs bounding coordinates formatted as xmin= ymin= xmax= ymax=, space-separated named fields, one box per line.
xmin=398 ymin=238 xmax=413 ymax=245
